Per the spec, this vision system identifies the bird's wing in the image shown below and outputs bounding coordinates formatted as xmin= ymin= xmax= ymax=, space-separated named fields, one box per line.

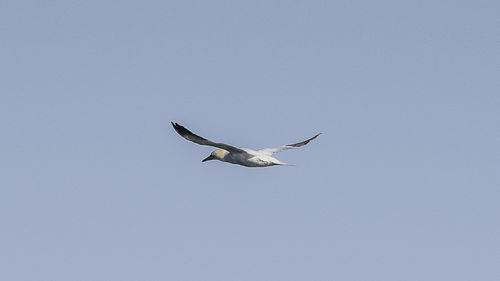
xmin=258 ymin=133 xmax=321 ymax=156
xmin=172 ymin=122 xmax=248 ymax=154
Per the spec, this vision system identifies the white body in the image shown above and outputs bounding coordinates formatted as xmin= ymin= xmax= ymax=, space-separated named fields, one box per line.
xmin=219 ymin=148 xmax=289 ymax=167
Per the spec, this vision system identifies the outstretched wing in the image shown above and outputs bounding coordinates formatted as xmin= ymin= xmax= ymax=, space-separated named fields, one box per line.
xmin=258 ymin=133 xmax=321 ymax=156
xmin=171 ymin=122 xmax=247 ymax=154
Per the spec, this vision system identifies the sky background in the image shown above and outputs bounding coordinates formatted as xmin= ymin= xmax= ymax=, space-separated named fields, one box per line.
xmin=1 ymin=1 xmax=499 ymax=280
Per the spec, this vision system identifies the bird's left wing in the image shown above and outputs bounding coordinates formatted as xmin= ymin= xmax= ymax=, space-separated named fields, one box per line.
xmin=172 ymin=122 xmax=248 ymax=154
xmin=258 ymin=133 xmax=321 ymax=156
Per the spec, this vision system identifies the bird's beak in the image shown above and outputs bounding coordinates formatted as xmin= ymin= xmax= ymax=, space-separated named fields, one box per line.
xmin=202 ymin=155 xmax=214 ymax=162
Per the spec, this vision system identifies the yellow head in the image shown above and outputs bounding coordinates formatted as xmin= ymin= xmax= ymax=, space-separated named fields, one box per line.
xmin=202 ymin=149 xmax=229 ymax=162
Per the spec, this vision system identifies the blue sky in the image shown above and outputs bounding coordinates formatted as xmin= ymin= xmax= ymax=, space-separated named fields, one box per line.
xmin=1 ymin=1 xmax=498 ymax=280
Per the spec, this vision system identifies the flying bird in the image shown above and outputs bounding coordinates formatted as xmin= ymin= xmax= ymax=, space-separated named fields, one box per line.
xmin=171 ymin=122 xmax=320 ymax=167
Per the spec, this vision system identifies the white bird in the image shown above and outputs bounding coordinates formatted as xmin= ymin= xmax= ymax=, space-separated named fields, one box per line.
xmin=172 ymin=122 xmax=320 ymax=167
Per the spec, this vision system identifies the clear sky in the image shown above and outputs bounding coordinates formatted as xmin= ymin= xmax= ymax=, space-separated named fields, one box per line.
xmin=1 ymin=1 xmax=498 ymax=280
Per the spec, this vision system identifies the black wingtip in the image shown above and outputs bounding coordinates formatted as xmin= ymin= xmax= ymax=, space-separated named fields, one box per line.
xmin=287 ymin=132 xmax=321 ymax=147
xmin=171 ymin=122 xmax=182 ymax=134
xmin=172 ymin=122 xmax=183 ymax=129
xmin=171 ymin=122 xmax=194 ymax=138
xmin=310 ymin=133 xmax=321 ymax=142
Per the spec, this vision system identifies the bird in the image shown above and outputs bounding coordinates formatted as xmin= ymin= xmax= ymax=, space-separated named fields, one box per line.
xmin=171 ymin=122 xmax=320 ymax=167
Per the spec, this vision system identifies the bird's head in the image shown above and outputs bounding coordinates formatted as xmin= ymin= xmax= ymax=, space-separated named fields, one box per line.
xmin=202 ymin=149 xmax=228 ymax=162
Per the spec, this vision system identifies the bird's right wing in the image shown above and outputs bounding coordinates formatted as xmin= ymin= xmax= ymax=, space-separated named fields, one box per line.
xmin=258 ymin=133 xmax=321 ymax=156
xmin=171 ymin=122 xmax=248 ymax=154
